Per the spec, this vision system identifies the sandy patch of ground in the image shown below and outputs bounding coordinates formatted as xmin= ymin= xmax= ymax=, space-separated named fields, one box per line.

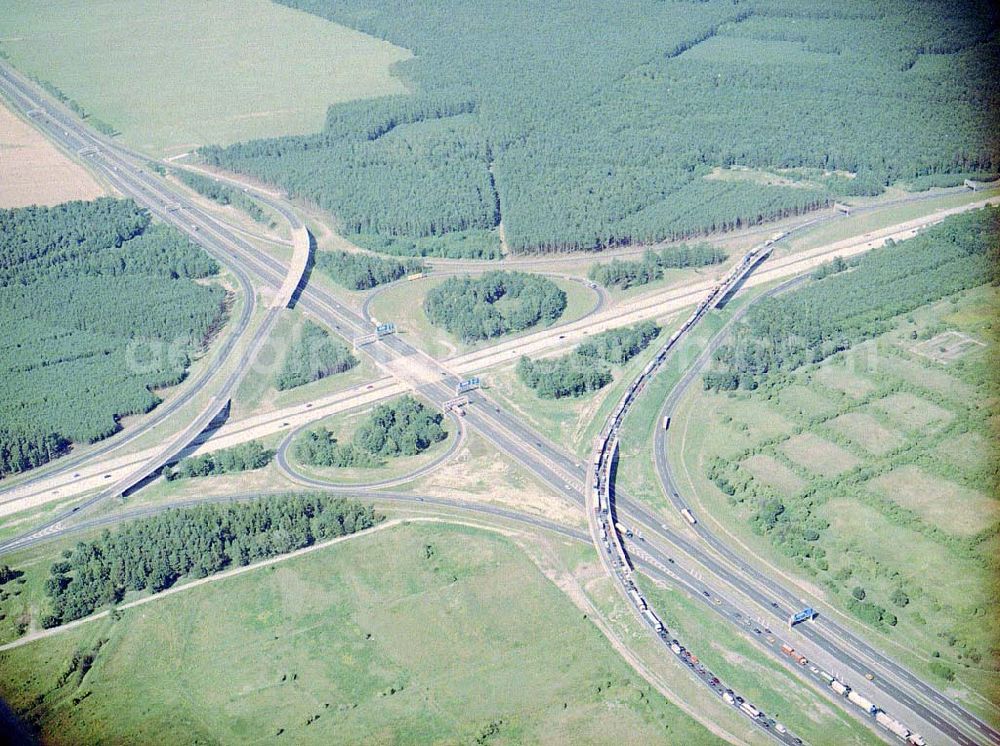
xmin=410 ymin=435 xmax=583 ymax=527
xmin=0 ymin=100 xmax=105 ymax=207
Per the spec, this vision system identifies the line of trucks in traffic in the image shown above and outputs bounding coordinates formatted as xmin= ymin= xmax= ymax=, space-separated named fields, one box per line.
xmin=589 ymin=239 xmax=803 ymax=740
xmin=624 ymin=578 xmax=803 ymax=740
xmin=779 ymin=644 xmax=926 ymax=745
xmin=594 ymin=238 xmax=778 ymax=482
xmin=594 ymin=241 xmax=777 ymax=500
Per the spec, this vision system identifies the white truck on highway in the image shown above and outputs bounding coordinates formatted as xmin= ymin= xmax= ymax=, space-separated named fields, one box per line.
xmin=642 ymin=608 xmax=664 ymax=632
xmin=740 ymin=701 xmax=761 ymax=719
xmin=680 ymin=508 xmax=697 ymax=525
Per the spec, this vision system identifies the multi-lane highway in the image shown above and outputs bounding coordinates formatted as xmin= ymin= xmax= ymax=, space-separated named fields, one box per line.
xmin=2 ymin=57 xmax=997 ymax=746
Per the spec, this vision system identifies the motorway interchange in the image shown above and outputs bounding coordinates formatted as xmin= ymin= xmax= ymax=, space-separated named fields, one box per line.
xmin=2 ymin=60 xmax=999 ymax=746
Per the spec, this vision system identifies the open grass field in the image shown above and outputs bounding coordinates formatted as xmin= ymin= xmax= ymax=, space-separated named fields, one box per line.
xmin=0 ymin=98 xmax=105 ymax=207
xmin=866 ymin=466 xmax=997 ymax=537
xmin=367 ymin=274 xmax=599 ymax=360
xmin=0 ymin=521 xmax=718 ymax=744
xmin=0 ymin=0 xmax=411 ymax=157
xmin=663 ymin=282 xmax=1000 ymax=706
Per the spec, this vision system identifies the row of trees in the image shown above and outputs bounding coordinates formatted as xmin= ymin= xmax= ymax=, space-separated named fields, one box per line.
xmin=516 ymin=355 xmax=612 ymax=399
xmin=315 ymin=250 xmax=422 ymax=290
xmin=576 ymin=321 xmax=660 ymax=365
xmin=42 ymin=494 xmax=381 ymax=626
xmin=423 ymin=271 xmax=566 ymax=343
xmin=589 ymin=243 xmax=727 ymax=289
xmin=0 ymin=199 xmax=225 ymax=478
xmin=352 ymin=229 xmax=501 ymax=259
xmin=201 ymin=0 xmax=997 ymax=253
xmin=164 ymin=440 xmax=274 ymax=481
xmin=518 ymin=322 xmax=660 ymax=398
xmin=275 ymin=320 xmax=358 ymax=391
xmin=294 ymin=396 xmax=447 ymax=468
xmin=705 ymin=207 xmax=999 ymax=390
xmin=173 ymin=169 xmax=267 ymax=223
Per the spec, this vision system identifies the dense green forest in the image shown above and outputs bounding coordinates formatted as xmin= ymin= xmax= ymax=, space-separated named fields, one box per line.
xmin=0 ymin=199 xmax=225 ymax=478
xmin=423 ymin=272 xmax=566 ymax=343
xmin=588 ymin=244 xmax=727 ymax=290
xmin=518 ymin=322 xmax=660 ymax=398
xmin=276 ymin=320 xmax=357 ymax=391
xmin=294 ymin=396 xmax=446 ymax=468
xmin=172 ymin=169 xmax=268 ymax=223
xmin=201 ymin=0 xmax=998 ymax=253
xmin=517 ymin=356 xmax=612 ymax=400
xmin=41 ymin=494 xmax=381 ymax=626
xmin=704 ymin=206 xmax=1000 ymax=390
xmin=164 ymin=440 xmax=274 ymax=481
xmin=315 ymin=250 xmax=423 ymax=290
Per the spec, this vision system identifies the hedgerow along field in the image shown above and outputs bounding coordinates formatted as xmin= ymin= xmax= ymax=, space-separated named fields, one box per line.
xmin=0 ymin=0 xmax=411 ymax=157
xmin=203 ymin=0 xmax=998 ymax=253
xmin=666 ymin=230 xmax=999 ymax=700
xmin=0 ymin=522 xmax=720 ymax=745
xmin=0 ymin=198 xmax=226 ymax=479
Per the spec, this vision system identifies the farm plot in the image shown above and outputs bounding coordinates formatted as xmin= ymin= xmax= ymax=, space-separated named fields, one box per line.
xmin=0 ymin=100 xmax=104 ymax=207
xmin=780 ymin=433 xmax=860 ymax=479
xmin=0 ymin=0 xmax=411 ymax=156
